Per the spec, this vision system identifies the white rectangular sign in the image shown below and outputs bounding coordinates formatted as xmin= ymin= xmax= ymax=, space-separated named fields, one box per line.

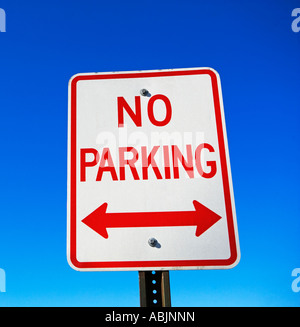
xmin=67 ymin=67 xmax=240 ymax=271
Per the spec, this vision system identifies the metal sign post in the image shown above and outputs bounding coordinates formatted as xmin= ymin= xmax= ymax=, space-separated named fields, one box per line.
xmin=139 ymin=271 xmax=171 ymax=307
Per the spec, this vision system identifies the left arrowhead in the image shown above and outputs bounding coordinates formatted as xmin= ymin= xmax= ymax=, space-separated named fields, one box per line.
xmin=82 ymin=203 xmax=109 ymax=239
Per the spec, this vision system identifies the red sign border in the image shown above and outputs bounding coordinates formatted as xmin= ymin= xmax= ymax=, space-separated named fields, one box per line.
xmin=68 ymin=68 xmax=239 ymax=270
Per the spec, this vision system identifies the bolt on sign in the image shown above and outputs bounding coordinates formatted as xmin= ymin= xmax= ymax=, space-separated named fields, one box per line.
xmin=67 ymin=67 xmax=240 ymax=271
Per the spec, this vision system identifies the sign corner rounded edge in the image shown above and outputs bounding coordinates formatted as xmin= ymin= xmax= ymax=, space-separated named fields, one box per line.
xmin=67 ymin=250 xmax=84 ymax=272
xmin=68 ymin=73 xmax=87 ymax=88
xmin=225 ymin=246 xmax=241 ymax=270
xmin=202 ymin=67 xmax=221 ymax=80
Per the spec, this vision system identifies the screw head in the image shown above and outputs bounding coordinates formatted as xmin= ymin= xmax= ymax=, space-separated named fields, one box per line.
xmin=148 ymin=238 xmax=157 ymax=247
xmin=140 ymin=89 xmax=149 ymax=96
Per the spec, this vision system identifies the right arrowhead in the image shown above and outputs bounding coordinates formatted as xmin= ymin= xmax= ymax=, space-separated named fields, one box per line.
xmin=82 ymin=203 xmax=109 ymax=239
xmin=193 ymin=200 xmax=222 ymax=237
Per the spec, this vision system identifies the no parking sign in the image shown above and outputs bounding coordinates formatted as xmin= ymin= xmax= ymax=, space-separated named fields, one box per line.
xmin=67 ymin=67 xmax=240 ymax=271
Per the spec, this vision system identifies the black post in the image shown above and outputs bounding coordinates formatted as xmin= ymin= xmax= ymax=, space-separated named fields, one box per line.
xmin=139 ymin=270 xmax=171 ymax=307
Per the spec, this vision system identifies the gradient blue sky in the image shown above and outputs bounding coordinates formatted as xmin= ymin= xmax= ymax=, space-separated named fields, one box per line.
xmin=0 ymin=0 xmax=300 ymax=307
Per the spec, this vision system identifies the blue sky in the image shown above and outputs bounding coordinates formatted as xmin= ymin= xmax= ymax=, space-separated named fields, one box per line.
xmin=0 ymin=0 xmax=300 ymax=306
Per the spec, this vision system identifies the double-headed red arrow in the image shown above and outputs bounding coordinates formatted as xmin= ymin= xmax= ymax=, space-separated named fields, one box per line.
xmin=82 ymin=200 xmax=221 ymax=239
